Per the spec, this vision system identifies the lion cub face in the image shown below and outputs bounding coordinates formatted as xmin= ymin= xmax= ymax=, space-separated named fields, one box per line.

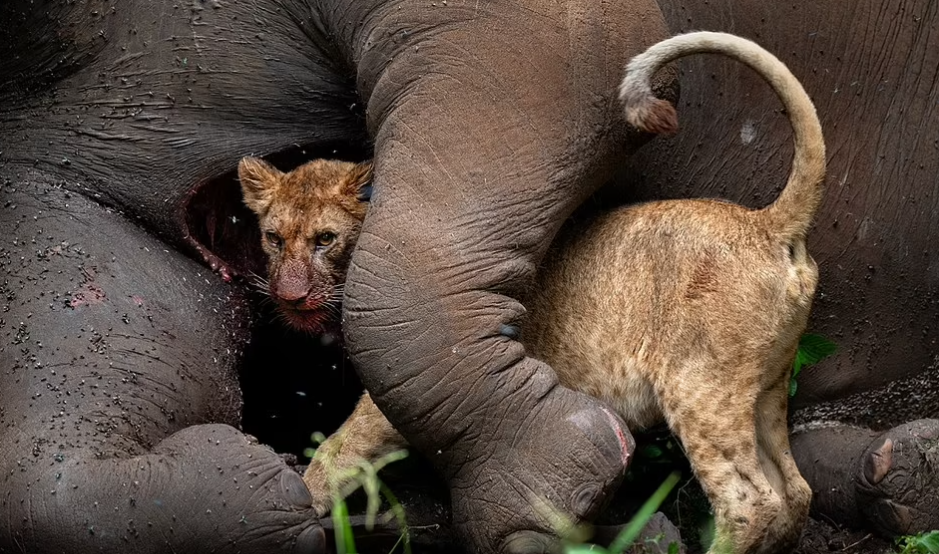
xmin=237 ymin=157 xmax=372 ymax=334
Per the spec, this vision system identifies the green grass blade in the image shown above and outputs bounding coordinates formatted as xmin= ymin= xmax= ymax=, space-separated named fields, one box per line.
xmin=332 ymin=498 xmax=358 ymax=554
xmin=380 ymin=482 xmax=412 ymax=554
xmin=566 ymin=546 xmax=606 ymax=553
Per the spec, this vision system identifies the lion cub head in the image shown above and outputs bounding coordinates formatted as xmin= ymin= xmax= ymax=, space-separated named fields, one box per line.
xmin=238 ymin=157 xmax=372 ymax=334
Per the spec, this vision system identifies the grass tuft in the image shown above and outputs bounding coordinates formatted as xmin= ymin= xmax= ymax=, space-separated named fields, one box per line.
xmin=307 ymin=432 xmax=411 ymax=554
xmin=562 ymin=471 xmax=682 ymax=554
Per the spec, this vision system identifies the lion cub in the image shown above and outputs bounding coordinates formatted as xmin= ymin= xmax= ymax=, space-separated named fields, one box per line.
xmin=238 ymin=159 xmax=371 ymax=335
xmin=239 ymin=31 xmax=824 ymax=554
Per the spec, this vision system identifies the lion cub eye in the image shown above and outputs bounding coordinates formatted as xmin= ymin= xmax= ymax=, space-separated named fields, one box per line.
xmin=264 ymin=231 xmax=283 ymax=249
xmin=315 ymin=232 xmax=336 ymax=248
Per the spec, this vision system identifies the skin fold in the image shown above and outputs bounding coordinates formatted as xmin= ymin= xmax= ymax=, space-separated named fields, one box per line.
xmin=791 ymin=419 xmax=939 ymax=538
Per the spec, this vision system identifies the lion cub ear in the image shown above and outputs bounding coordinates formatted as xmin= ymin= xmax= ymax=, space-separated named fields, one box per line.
xmin=347 ymin=161 xmax=374 ymax=201
xmin=238 ymin=157 xmax=281 ymax=214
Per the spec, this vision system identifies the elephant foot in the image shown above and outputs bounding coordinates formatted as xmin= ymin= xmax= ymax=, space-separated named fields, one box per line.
xmin=856 ymin=419 xmax=939 ymax=537
xmin=791 ymin=419 xmax=939 ymax=538
xmin=451 ymin=386 xmax=634 ymax=554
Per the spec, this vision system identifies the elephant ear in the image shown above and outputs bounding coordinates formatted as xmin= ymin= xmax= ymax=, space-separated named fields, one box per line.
xmin=346 ymin=161 xmax=373 ymax=202
xmin=238 ymin=157 xmax=281 ymax=215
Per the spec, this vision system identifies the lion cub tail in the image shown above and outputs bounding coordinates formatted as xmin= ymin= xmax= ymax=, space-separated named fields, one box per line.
xmin=619 ymin=31 xmax=826 ymax=241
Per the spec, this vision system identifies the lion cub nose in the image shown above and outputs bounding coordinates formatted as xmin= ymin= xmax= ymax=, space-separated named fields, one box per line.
xmin=273 ymin=279 xmax=312 ymax=305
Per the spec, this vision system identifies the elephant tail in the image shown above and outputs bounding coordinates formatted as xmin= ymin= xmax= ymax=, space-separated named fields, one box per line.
xmin=619 ymin=31 xmax=826 ymax=241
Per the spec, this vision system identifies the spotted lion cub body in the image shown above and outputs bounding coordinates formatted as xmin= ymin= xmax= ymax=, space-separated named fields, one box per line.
xmin=240 ymin=31 xmax=824 ymax=554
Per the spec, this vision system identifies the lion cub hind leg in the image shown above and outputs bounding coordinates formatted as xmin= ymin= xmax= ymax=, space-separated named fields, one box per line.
xmin=302 ymin=392 xmax=408 ymax=516
xmin=656 ymin=359 xmax=786 ymax=554
xmin=754 ymin=367 xmax=813 ymax=551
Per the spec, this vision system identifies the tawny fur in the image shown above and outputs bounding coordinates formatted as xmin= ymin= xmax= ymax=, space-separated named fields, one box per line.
xmin=620 ymin=31 xmax=825 ymax=242
xmin=237 ymin=157 xmax=372 ymax=334
xmin=241 ymin=31 xmax=824 ymax=554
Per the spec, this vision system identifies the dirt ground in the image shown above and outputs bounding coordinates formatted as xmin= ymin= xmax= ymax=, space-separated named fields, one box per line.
xmin=795 ymin=518 xmax=893 ymax=554
xmin=617 ymin=467 xmax=897 ymax=554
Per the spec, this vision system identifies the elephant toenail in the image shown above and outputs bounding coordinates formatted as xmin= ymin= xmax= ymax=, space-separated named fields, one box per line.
xmin=281 ymin=470 xmax=313 ymax=507
xmin=501 ymin=530 xmax=555 ymax=554
xmin=866 ymin=499 xmax=912 ymax=535
xmin=864 ymin=438 xmax=893 ymax=485
xmin=295 ymin=524 xmax=326 ymax=553
xmin=571 ymin=482 xmax=602 ymax=518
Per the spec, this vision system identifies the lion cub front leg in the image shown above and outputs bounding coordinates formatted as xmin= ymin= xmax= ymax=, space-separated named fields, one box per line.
xmin=302 ymin=392 xmax=409 ymax=516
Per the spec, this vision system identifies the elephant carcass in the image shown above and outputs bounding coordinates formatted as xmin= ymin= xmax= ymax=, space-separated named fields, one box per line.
xmin=0 ymin=0 xmax=677 ymax=552
xmin=0 ymin=0 xmax=358 ymax=551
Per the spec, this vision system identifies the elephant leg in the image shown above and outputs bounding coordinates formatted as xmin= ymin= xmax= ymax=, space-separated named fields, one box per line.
xmin=328 ymin=2 xmax=674 ymax=550
xmin=344 ymin=184 xmax=637 ymax=553
xmin=791 ymin=419 xmax=939 ymax=538
xmin=303 ymin=392 xmax=408 ymax=515
xmin=0 ymin=176 xmax=322 ymax=552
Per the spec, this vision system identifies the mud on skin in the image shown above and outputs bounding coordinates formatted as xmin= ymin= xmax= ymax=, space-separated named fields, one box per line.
xmin=0 ymin=175 xmax=323 ymax=552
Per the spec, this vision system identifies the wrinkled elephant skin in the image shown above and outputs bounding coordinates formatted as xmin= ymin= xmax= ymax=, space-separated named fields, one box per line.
xmin=623 ymin=0 xmax=939 ymax=421
xmin=792 ymin=420 xmax=939 ymax=538
xmin=1 ymin=0 xmax=673 ymax=551
xmin=0 ymin=177 xmax=323 ymax=552
xmin=343 ymin=3 xmax=673 ymax=550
